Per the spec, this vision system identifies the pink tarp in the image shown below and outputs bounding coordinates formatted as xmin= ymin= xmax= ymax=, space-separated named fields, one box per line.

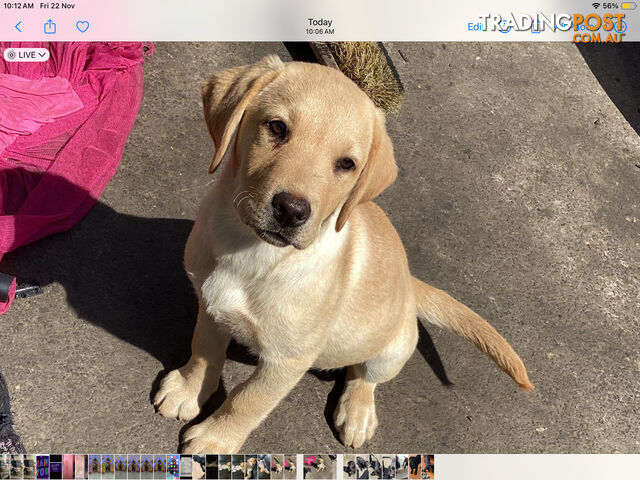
xmin=0 ymin=42 xmax=153 ymax=313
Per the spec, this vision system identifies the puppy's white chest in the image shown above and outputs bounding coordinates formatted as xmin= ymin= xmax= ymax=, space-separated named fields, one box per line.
xmin=203 ymin=268 xmax=249 ymax=316
xmin=201 ymin=265 xmax=257 ymax=344
xmin=198 ymin=248 xmax=328 ymax=357
xmin=189 ymin=202 xmax=348 ymax=356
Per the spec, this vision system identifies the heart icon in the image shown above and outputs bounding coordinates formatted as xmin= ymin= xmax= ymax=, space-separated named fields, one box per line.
xmin=76 ymin=21 xmax=89 ymax=33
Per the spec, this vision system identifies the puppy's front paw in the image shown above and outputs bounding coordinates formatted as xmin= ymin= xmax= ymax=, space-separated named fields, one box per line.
xmin=181 ymin=416 xmax=247 ymax=454
xmin=334 ymin=387 xmax=378 ymax=448
xmin=153 ymin=368 xmax=213 ymax=422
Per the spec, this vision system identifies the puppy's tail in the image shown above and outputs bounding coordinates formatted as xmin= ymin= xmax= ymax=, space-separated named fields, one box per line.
xmin=412 ymin=277 xmax=534 ymax=391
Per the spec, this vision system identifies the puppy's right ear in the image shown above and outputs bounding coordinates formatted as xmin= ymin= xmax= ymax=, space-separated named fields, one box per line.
xmin=202 ymin=55 xmax=284 ymax=174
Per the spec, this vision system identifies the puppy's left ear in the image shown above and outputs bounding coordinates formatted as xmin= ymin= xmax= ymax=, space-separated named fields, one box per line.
xmin=336 ymin=109 xmax=398 ymax=232
xmin=202 ymin=55 xmax=284 ymax=174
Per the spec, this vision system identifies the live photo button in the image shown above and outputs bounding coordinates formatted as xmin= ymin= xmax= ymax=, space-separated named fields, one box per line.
xmin=3 ymin=48 xmax=50 ymax=62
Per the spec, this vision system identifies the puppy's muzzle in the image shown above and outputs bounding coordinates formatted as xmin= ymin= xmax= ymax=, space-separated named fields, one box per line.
xmin=272 ymin=192 xmax=311 ymax=228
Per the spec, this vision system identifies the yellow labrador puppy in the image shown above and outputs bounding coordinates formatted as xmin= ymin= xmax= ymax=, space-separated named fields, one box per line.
xmin=153 ymin=55 xmax=533 ymax=453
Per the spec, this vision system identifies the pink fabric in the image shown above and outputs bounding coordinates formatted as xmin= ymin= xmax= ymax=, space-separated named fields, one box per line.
xmin=0 ymin=42 xmax=153 ymax=313
xmin=0 ymin=74 xmax=83 ymax=148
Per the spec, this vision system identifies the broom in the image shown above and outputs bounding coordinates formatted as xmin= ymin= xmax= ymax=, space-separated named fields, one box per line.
xmin=310 ymin=42 xmax=404 ymax=114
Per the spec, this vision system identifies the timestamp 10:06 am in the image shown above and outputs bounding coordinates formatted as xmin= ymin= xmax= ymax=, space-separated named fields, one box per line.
xmin=306 ymin=28 xmax=335 ymax=34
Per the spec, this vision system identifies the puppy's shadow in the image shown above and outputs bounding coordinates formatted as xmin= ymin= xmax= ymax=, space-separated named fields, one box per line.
xmin=2 ymin=169 xmax=197 ymax=371
xmin=417 ymin=322 xmax=452 ymax=387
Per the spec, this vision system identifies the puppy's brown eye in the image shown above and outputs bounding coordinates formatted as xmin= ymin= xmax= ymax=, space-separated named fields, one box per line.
xmin=267 ymin=120 xmax=287 ymax=139
xmin=336 ymin=158 xmax=355 ymax=172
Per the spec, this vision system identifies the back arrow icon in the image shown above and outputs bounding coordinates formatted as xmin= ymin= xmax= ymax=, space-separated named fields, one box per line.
xmin=15 ymin=21 xmax=22 ymax=32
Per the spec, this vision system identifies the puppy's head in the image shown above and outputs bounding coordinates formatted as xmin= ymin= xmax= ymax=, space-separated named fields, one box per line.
xmin=202 ymin=55 xmax=397 ymax=249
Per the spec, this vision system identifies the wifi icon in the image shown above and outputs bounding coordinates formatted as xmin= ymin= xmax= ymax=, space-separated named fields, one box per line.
xmin=592 ymin=2 xmax=601 ymax=7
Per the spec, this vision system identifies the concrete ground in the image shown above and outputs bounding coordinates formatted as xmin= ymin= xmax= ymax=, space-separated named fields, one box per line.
xmin=1 ymin=42 xmax=639 ymax=454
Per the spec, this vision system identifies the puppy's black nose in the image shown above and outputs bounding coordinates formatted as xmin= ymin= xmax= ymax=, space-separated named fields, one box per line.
xmin=272 ymin=192 xmax=311 ymax=228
